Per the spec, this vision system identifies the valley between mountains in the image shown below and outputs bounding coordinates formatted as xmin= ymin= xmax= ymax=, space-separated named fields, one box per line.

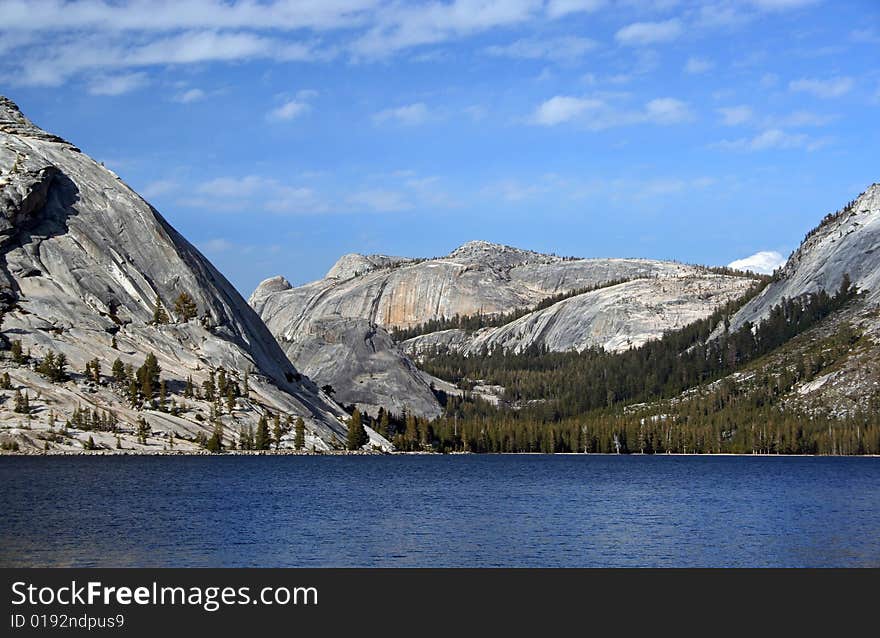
xmin=2 ymin=96 xmax=879 ymax=455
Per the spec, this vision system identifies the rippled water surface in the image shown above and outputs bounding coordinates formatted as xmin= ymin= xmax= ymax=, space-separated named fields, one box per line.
xmin=1 ymin=455 xmax=879 ymax=567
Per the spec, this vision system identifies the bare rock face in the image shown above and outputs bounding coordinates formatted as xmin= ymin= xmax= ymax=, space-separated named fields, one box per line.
xmin=0 ymin=96 xmax=389 ymax=452
xmin=252 ymin=239 xmax=753 ymax=416
xmin=277 ymin=316 xmax=442 ymax=419
xmin=252 ymin=240 xmax=709 ymax=333
xmin=402 ymin=275 xmax=754 ymax=356
xmin=729 ymin=184 xmax=880 ymax=331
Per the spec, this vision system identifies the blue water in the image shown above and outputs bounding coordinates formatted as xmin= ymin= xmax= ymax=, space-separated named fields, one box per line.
xmin=1 ymin=455 xmax=879 ymax=567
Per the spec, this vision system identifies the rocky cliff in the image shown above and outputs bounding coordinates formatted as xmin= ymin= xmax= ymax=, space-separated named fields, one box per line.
xmin=402 ymin=274 xmax=754 ymax=356
xmin=729 ymin=184 xmax=880 ymax=330
xmin=252 ymin=241 xmax=754 ymax=416
xmin=0 ymin=96 xmax=388 ymax=452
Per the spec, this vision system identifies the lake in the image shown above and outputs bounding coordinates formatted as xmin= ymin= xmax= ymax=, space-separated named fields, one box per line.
xmin=1 ymin=455 xmax=878 ymax=567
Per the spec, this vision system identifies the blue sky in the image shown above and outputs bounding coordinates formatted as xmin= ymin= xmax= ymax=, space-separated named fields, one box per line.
xmin=1 ymin=0 xmax=878 ymax=294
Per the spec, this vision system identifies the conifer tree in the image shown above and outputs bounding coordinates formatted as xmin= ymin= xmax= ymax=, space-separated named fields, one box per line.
xmin=136 ymin=417 xmax=150 ymax=444
xmin=13 ymin=389 xmax=29 ymax=414
xmin=10 ymin=340 xmax=26 ymax=364
xmin=273 ymin=413 xmax=282 ymax=450
xmin=255 ymin=415 xmax=271 ymax=450
xmin=136 ymin=352 xmax=161 ymax=401
xmin=173 ymin=291 xmax=198 ymax=322
xmin=152 ymin=296 xmax=170 ymax=325
xmin=294 ymin=417 xmax=305 ymax=450
xmin=346 ymin=408 xmax=368 ymax=450
xmin=112 ymin=358 xmax=126 ymax=384
xmin=207 ymin=421 xmax=224 ymax=453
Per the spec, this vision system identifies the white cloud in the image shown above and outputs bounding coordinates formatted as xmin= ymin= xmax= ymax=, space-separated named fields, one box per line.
xmin=485 ymin=36 xmax=598 ymax=62
xmin=770 ymin=110 xmax=835 ymax=127
xmin=545 ymin=0 xmax=606 ymax=19
xmin=789 ymin=76 xmax=854 ymax=98
xmin=174 ymin=88 xmax=206 ymax=103
xmin=349 ymin=0 xmax=543 ymax=59
xmin=373 ymin=102 xmax=430 ymax=125
xmin=532 ymin=95 xmax=692 ymax=128
xmin=684 ymin=57 xmax=713 ymax=74
xmin=185 ymin=175 xmax=331 ymax=214
xmin=267 ymin=90 xmax=317 ymax=122
xmin=644 ymin=97 xmax=692 ymax=124
xmin=140 ymin=179 xmax=179 ymax=199
xmin=615 ymin=19 xmax=682 ymax=46
xmin=348 ymin=189 xmax=412 ymax=212
xmin=0 ymin=0 xmax=375 ymax=33
xmin=748 ymin=0 xmax=819 ymax=10
xmin=199 ymin=238 xmax=236 ymax=254
xmin=717 ymin=105 xmax=753 ymax=126
xmin=716 ymin=128 xmax=828 ymax=152
xmin=268 ymin=100 xmax=310 ymax=121
xmin=728 ymin=250 xmax=786 ymax=274
xmin=532 ymin=96 xmax=601 ymax=125
xmin=87 ymin=71 xmax=148 ymax=95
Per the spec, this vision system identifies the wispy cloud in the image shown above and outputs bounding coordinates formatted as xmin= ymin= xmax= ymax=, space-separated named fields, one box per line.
xmin=485 ymin=36 xmax=598 ymax=62
xmin=373 ymin=102 xmax=430 ymax=125
xmin=715 ymin=128 xmax=828 ymax=152
xmin=267 ymin=90 xmax=317 ymax=122
xmin=545 ymin=0 xmax=606 ymax=19
xmin=789 ymin=76 xmax=854 ymax=98
xmin=532 ymin=95 xmax=692 ymax=128
xmin=717 ymin=105 xmax=753 ymax=126
xmin=87 ymin=71 xmax=148 ymax=95
xmin=615 ymin=19 xmax=682 ymax=46
xmin=140 ymin=179 xmax=180 ymax=199
xmin=348 ymin=189 xmax=412 ymax=212
xmin=173 ymin=87 xmax=206 ymax=103
xmin=684 ymin=57 xmax=713 ymax=74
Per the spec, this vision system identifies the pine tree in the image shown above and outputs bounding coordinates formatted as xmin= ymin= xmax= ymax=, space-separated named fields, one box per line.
xmin=136 ymin=417 xmax=150 ymax=444
xmin=206 ymin=421 xmax=224 ymax=453
xmin=273 ymin=413 xmax=282 ymax=450
xmin=13 ymin=389 xmax=29 ymax=414
xmin=0 ymin=372 xmax=11 ymax=389
xmin=378 ymin=408 xmax=390 ymax=439
xmin=136 ymin=352 xmax=161 ymax=401
xmin=254 ymin=415 xmax=271 ymax=450
xmin=10 ymin=340 xmax=26 ymax=364
xmin=173 ymin=291 xmax=198 ymax=322
xmin=346 ymin=408 xmax=368 ymax=450
xmin=294 ymin=417 xmax=305 ymax=450
xmin=152 ymin=296 xmax=170 ymax=325
xmin=111 ymin=358 xmax=126 ymax=384
xmin=202 ymin=370 xmax=216 ymax=402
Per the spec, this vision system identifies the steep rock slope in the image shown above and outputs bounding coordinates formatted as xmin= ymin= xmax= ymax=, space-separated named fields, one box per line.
xmin=252 ymin=242 xmax=752 ymax=415
xmin=730 ymin=184 xmax=880 ymax=330
xmin=253 ymin=240 xmax=705 ymax=333
xmin=402 ymin=274 xmax=754 ymax=356
xmin=0 ymin=96 xmax=387 ymax=452
xmin=252 ymin=277 xmax=441 ymax=418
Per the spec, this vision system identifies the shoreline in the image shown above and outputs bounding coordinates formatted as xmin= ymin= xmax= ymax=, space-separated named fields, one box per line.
xmin=1 ymin=450 xmax=878 ymax=458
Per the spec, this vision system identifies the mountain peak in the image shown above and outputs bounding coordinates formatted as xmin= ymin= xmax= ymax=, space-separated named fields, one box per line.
xmin=447 ymin=239 xmax=556 ymax=266
xmin=0 ymin=95 xmax=72 ymax=145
